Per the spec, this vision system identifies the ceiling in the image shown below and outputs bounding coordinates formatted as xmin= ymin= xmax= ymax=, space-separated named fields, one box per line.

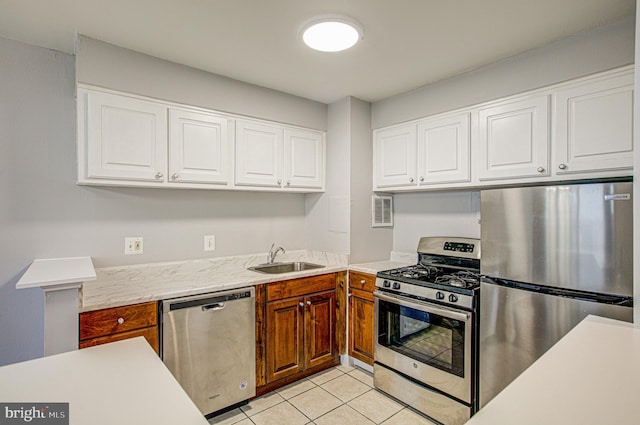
xmin=0 ymin=0 xmax=635 ymax=104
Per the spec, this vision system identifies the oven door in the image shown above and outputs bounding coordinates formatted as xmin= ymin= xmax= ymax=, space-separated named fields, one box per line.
xmin=374 ymin=290 xmax=473 ymax=403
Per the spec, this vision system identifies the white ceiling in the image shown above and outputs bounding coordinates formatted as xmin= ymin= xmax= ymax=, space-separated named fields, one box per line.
xmin=0 ymin=0 xmax=635 ymax=104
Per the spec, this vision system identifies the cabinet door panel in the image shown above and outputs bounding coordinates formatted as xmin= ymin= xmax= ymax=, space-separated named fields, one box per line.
xmin=84 ymin=90 xmax=167 ymax=182
xmin=555 ymin=73 xmax=633 ymax=174
xmin=235 ymin=120 xmax=283 ymax=187
xmin=266 ymin=298 xmax=304 ymax=383
xmin=348 ymin=288 xmax=374 ymax=365
xmin=169 ymin=108 xmax=230 ymax=184
xmin=305 ymin=291 xmax=337 ymax=369
xmin=374 ymin=125 xmax=417 ymax=188
xmin=284 ymin=128 xmax=324 ymax=189
xmin=417 ymin=113 xmax=470 ymax=184
xmin=478 ymin=95 xmax=549 ymax=181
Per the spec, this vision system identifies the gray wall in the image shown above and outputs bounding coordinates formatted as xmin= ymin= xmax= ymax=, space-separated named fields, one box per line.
xmin=76 ymin=36 xmax=327 ymax=130
xmin=349 ymin=98 xmax=393 ymax=263
xmin=372 ymin=16 xmax=635 ymax=129
xmin=0 ymin=36 xmax=308 ymax=366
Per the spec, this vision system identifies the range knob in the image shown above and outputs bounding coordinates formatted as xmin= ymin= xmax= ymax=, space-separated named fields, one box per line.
xmin=392 ymin=282 xmax=401 ymax=290
xmin=449 ymin=294 xmax=458 ymax=303
xmin=383 ymin=280 xmax=391 ymax=288
xmin=436 ymin=292 xmax=445 ymax=300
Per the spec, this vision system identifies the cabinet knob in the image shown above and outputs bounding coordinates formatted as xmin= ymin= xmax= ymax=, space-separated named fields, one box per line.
xmin=360 ymin=280 xmax=366 ymax=284
xmin=155 ymin=172 xmax=163 ymax=179
xmin=286 ymin=180 xmax=291 ymax=186
xmin=409 ymin=177 xmax=414 ymax=183
xmin=306 ymin=301 xmax=311 ymax=306
xmin=299 ymin=302 xmax=304 ymax=307
xmin=171 ymin=173 xmax=179 ymax=180
xmin=277 ymin=179 xmax=282 ymax=185
xmin=537 ymin=167 xmax=545 ymax=173
xmin=558 ymin=163 xmax=568 ymax=170
xmin=117 ymin=317 xmax=124 ymax=325
xmin=419 ymin=176 xmax=424 ymax=182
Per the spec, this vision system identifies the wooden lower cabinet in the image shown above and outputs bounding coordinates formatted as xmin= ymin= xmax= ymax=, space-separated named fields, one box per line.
xmin=79 ymin=301 xmax=159 ymax=354
xmin=257 ymin=273 xmax=343 ymax=394
xmin=348 ymin=271 xmax=376 ymax=365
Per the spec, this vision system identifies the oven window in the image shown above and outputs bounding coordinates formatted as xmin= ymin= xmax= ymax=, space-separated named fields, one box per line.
xmin=377 ymin=299 xmax=466 ymax=377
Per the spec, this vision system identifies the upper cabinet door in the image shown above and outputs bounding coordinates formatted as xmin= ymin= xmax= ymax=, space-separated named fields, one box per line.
xmin=168 ymin=108 xmax=231 ymax=185
xmin=554 ymin=71 xmax=634 ymax=174
xmin=284 ymin=128 xmax=325 ymax=189
xmin=373 ymin=124 xmax=417 ymax=189
xmin=235 ymin=120 xmax=284 ymax=187
xmin=417 ymin=112 xmax=470 ymax=185
xmin=477 ymin=95 xmax=550 ymax=181
xmin=84 ymin=90 xmax=167 ymax=182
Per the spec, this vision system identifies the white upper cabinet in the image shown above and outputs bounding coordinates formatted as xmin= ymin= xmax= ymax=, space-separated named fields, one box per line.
xmin=477 ymin=94 xmax=550 ymax=181
xmin=417 ymin=112 xmax=470 ymax=184
xmin=235 ymin=120 xmax=284 ymax=188
xmin=373 ymin=124 xmax=417 ymax=189
xmin=284 ymin=128 xmax=324 ymax=189
xmin=168 ymin=108 xmax=231 ymax=185
xmin=554 ymin=70 xmax=634 ymax=174
xmin=82 ymin=89 xmax=168 ymax=182
xmin=78 ymin=86 xmax=325 ymax=192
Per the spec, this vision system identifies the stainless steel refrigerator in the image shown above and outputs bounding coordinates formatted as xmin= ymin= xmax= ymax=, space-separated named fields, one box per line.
xmin=479 ymin=181 xmax=633 ymax=408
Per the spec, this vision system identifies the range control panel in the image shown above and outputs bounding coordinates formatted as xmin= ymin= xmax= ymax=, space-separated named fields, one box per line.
xmin=443 ymin=241 xmax=475 ymax=253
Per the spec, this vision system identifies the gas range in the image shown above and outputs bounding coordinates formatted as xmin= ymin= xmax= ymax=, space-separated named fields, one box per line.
xmin=376 ymin=237 xmax=481 ymax=310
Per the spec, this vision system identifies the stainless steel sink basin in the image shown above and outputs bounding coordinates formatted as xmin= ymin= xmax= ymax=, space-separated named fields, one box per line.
xmin=248 ymin=262 xmax=325 ymax=274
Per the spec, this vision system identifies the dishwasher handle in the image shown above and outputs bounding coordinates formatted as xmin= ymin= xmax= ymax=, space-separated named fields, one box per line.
xmin=202 ymin=302 xmax=225 ymax=312
xmin=165 ymin=288 xmax=254 ymax=312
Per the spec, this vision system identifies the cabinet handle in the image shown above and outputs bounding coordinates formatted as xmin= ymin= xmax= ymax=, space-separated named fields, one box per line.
xmin=558 ymin=163 xmax=568 ymax=170
xmin=277 ymin=179 xmax=282 ymax=185
xmin=409 ymin=177 xmax=414 ymax=183
xmin=299 ymin=302 xmax=304 ymax=307
xmin=155 ymin=172 xmax=163 ymax=179
xmin=117 ymin=317 xmax=124 ymax=325
xmin=360 ymin=280 xmax=366 ymax=284
xmin=286 ymin=180 xmax=291 ymax=186
xmin=419 ymin=176 xmax=424 ymax=182
xmin=537 ymin=167 xmax=545 ymax=173
xmin=306 ymin=301 xmax=311 ymax=306
xmin=171 ymin=173 xmax=179 ymax=180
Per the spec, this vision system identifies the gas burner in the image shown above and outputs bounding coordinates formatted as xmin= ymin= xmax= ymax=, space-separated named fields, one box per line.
xmin=435 ymin=271 xmax=481 ymax=289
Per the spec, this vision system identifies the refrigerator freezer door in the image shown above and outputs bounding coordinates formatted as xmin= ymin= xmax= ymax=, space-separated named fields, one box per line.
xmin=480 ymin=182 xmax=633 ymax=296
xmin=479 ymin=280 xmax=632 ymax=408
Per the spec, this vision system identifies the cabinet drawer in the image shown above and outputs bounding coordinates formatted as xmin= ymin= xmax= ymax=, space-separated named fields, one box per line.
xmin=267 ymin=274 xmax=335 ymax=301
xmin=79 ymin=327 xmax=159 ymax=354
xmin=80 ymin=302 xmax=158 ymax=340
xmin=348 ymin=271 xmax=376 ymax=293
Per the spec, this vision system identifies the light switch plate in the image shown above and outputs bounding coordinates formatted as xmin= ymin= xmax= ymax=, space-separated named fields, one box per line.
xmin=125 ymin=237 xmax=143 ymax=255
xmin=204 ymin=235 xmax=215 ymax=251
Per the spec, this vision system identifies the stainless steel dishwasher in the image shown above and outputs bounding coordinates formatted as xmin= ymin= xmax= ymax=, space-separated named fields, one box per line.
xmin=161 ymin=287 xmax=256 ymax=416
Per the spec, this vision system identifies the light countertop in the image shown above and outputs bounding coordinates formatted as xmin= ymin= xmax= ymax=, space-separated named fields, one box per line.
xmin=0 ymin=337 xmax=208 ymax=425
xmin=81 ymin=250 xmax=348 ymax=312
xmin=467 ymin=315 xmax=640 ymax=425
xmin=348 ymin=260 xmax=412 ymax=275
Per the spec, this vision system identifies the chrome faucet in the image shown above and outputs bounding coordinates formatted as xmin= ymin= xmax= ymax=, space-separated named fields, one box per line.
xmin=267 ymin=243 xmax=285 ymax=264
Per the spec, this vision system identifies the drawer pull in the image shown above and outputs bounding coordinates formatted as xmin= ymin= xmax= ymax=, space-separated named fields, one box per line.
xmin=117 ymin=317 xmax=124 ymax=325
xmin=360 ymin=280 xmax=366 ymax=284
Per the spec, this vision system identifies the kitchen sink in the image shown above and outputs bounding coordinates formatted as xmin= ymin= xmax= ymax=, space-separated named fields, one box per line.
xmin=248 ymin=262 xmax=325 ymax=274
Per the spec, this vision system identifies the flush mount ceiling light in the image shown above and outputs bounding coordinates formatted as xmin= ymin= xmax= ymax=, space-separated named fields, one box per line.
xmin=301 ymin=16 xmax=363 ymax=52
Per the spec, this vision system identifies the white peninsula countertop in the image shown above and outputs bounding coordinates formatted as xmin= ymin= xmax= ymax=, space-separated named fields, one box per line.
xmin=0 ymin=338 xmax=208 ymax=425
xmin=468 ymin=315 xmax=640 ymax=425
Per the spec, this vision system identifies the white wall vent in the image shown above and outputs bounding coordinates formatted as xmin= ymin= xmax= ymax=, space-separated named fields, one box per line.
xmin=372 ymin=195 xmax=393 ymax=227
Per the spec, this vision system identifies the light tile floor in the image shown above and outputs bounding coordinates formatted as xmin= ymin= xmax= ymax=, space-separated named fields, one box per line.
xmin=208 ymin=364 xmax=437 ymax=425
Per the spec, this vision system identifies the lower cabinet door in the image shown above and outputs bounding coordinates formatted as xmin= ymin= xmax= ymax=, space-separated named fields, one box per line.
xmin=266 ymin=297 xmax=304 ymax=383
xmin=305 ymin=291 xmax=337 ymax=369
xmin=348 ymin=288 xmax=375 ymax=365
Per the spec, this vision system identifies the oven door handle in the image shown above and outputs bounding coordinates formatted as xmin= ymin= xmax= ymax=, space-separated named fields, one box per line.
xmin=374 ymin=290 xmax=471 ymax=322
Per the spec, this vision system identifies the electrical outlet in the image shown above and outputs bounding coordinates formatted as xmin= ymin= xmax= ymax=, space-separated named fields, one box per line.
xmin=204 ymin=235 xmax=215 ymax=252
xmin=125 ymin=237 xmax=144 ymax=255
